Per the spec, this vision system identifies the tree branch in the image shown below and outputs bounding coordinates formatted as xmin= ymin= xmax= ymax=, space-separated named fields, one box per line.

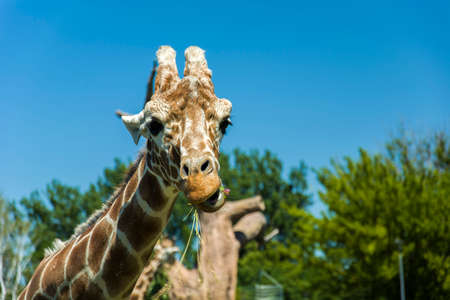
xmin=233 ymin=212 xmax=267 ymax=247
xmin=222 ymin=196 xmax=265 ymax=220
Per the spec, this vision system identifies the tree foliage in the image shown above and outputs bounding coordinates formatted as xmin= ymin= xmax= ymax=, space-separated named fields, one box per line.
xmin=11 ymin=130 xmax=449 ymax=300
xmin=20 ymin=158 xmax=129 ymax=268
xmin=0 ymin=195 xmax=31 ymax=300
xmin=310 ymin=131 xmax=450 ymax=299
xmin=220 ymin=150 xmax=311 ymax=299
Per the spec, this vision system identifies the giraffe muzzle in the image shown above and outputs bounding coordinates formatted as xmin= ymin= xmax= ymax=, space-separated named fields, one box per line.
xmin=196 ymin=188 xmax=225 ymax=212
xmin=185 ymin=174 xmax=225 ymax=212
xmin=179 ymin=152 xmax=223 ymax=204
xmin=183 ymin=171 xmax=221 ymax=202
xmin=180 ymin=156 xmax=225 ymax=212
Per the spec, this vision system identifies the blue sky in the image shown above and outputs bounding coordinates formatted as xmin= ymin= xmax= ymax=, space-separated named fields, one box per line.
xmin=1 ymin=0 xmax=449 ymax=216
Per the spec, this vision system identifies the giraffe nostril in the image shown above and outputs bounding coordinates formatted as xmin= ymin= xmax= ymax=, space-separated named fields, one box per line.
xmin=182 ymin=164 xmax=189 ymax=177
xmin=201 ymin=160 xmax=210 ymax=172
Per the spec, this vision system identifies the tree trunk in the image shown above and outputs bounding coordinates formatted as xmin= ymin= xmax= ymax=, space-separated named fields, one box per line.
xmin=131 ymin=196 xmax=266 ymax=300
xmin=130 ymin=239 xmax=178 ymax=300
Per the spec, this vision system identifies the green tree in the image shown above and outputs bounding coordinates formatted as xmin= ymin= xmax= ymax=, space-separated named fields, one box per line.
xmin=0 ymin=195 xmax=31 ymax=300
xmin=237 ymin=208 xmax=318 ymax=300
xmin=220 ymin=149 xmax=310 ymax=242
xmin=164 ymin=150 xmax=309 ymax=262
xmin=19 ymin=149 xmax=311 ymax=299
xmin=221 ymin=150 xmax=311 ymax=299
xmin=20 ymin=158 xmax=129 ymax=268
xmin=155 ymin=149 xmax=312 ymax=299
xmin=311 ymin=131 xmax=450 ymax=299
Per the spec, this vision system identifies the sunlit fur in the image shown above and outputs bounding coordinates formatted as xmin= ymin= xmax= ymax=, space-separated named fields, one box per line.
xmin=20 ymin=46 xmax=232 ymax=300
xmin=122 ymin=46 xmax=232 ymax=203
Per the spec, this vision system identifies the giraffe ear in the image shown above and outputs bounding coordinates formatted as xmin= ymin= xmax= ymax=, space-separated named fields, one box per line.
xmin=121 ymin=111 xmax=145 ymax=145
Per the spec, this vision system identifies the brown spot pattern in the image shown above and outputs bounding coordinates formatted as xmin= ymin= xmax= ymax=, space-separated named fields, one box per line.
xmin=66 ymin=236 xmax=88 ymax=279
xmin=139 ymin=173 xmax=166 ymax=211
xmin=124 ymin=171 xmax=138 ymax=203
xmin=58 ymin=284 xmax=70 ymax=299
xmin=151 ymin=154 xmax=158 ymax=167
xmin=88 ymin=218 xmax=113 ymax=274
xmin=170 ymin=165 xmax=178 ymax=178
xmin=108 ymin=195 xmax=122 ymax=220
xmin=70 ymin=273 xmax=89 ymax=299
xmin=160 ymin=153 xmax=169 ymax=172
xmin=102 ymin=240 xmax=140 ymax=297
xmin=82 ymin=282 xmax=106 ymax=300
xmin=138 ymin=155 xmax=146 ymax=176
xmin=198 ymin=141 xmax=206 ymax=151
xmin=32 ymin=294 xmax=51 ymax=300
xmin=117 ymin=195 xmax=162 ymax=252
xmin=40 ymin=241 xmax=73 ymax=297
xmin=22 ymin=259 xmax=46 ymax=299
xmin=140 ymin=240 xmax=158 ymax=262
xmin=122 ymin=280 xmax=139 ymax=298
xmin=171 ymin=146 xmax=181 ymax=165
xmin=17 ymin=291 xmax=25 ymax=300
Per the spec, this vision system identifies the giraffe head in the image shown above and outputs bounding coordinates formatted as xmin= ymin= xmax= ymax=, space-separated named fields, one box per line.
xmin=120 ymin=46 xmax=232 ymax=213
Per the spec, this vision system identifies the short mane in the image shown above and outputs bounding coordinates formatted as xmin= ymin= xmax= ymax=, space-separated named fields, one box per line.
xmin=44 ymin=151 xmax=145 ymax=257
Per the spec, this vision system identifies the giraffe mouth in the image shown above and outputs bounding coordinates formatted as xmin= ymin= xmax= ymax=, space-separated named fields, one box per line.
xmin=196 ymin=188 xmax=225 ymax=213
xmin=206 ymin=189 xmax=220 ymax=205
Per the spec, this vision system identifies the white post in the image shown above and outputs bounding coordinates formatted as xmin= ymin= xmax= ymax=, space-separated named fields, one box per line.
xmin=396 ymin=238 xmax=406 ymax=300
xmin=398 ymin=252 xmax=406 ymax=300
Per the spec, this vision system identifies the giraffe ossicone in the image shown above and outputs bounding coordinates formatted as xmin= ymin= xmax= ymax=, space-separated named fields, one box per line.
xmin=19 ymin=45 xmax=232 ymax=300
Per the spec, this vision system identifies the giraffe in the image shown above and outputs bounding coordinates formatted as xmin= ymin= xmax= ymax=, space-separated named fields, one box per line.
xmin=129 ymin=238 xmax=178 ymax=300
xmin=19 ymin=45 xmax=233 ymax=300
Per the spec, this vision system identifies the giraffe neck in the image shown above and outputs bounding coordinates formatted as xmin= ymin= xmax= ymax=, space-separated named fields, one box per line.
xmin=19 ymin=152 xmax=179 ymax=300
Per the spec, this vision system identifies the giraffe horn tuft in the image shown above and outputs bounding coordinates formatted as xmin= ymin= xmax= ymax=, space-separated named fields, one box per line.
xmin=184 ymin=46 xmax=212 ymax=80
xmin=154 ymin=46 xmax=179 ymax=94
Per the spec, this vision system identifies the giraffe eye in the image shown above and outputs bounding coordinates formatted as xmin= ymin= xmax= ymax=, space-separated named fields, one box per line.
xmin=219 ymin=118 xmax=232 ymax=134
xmin=148 ymin=119 xmax=164 ymax=136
